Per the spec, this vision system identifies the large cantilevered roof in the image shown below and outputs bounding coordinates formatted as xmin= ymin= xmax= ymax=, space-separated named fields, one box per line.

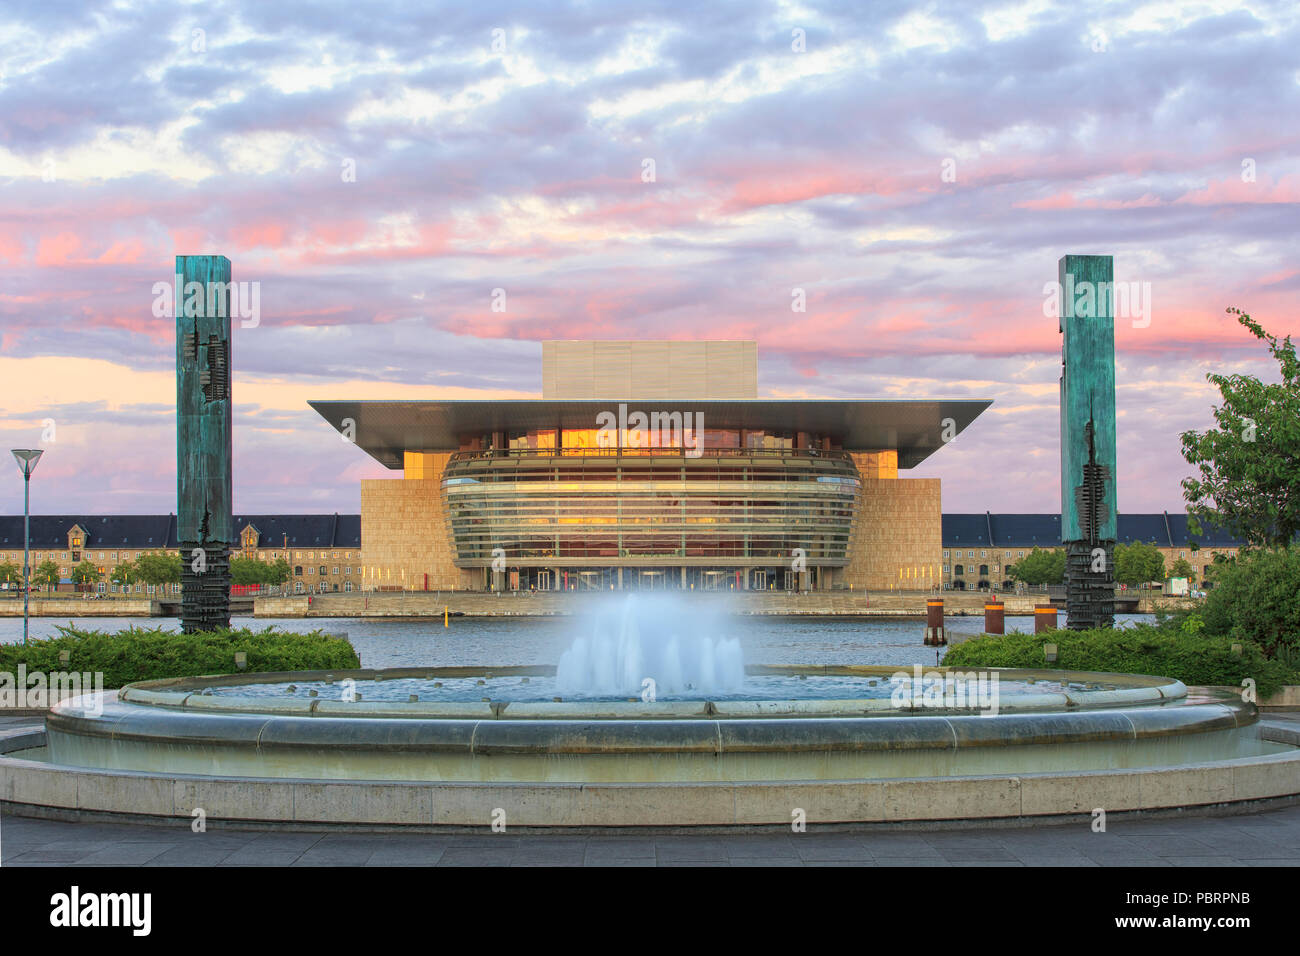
xmin=310 ymin=399 xmax=992 ymax=470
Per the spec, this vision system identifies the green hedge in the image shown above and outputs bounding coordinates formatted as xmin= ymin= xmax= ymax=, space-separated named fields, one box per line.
xmin=0 ymin=626 xmax=360 ymax=688
xmin=940 ymin=624 xmax=1298 ymax=699
xmin=1200 ymin=547 xmax=1300 ymax=656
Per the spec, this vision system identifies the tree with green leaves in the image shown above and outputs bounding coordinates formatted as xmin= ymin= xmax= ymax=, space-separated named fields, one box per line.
xmin=134 ymin=552 xmax=182 ymax=586
xmin=1181 ymin=309 xmax=1300 ymax=549
xmin=1114 ymin=541 xmax=1167 ymax=587
xmin=0 ymin=561 xmax=20 ymax=588
xmin=230 ymin=556 xmax=262 ymax=585
xmin=70 ymin=561 xmax=103 ymax=589
xmin=110 ymin=561 xmax=137 ymax=589
xmin=1007 ymin=547 xmax=1065 ymax=586
xmin=265 ymin=557 xmax=291 ymax=586
xmin=32 ymin=559 xmax=61 ymax=591
xmin=1168 ymin=558 xmax=1196 ymax=584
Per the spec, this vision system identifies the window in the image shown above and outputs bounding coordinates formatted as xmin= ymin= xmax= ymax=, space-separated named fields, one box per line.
xmin=307 ymin=567 xmax=315 ymax=575
xmin=981 ymin=551 xmax=987 ymax=558
xmin=942 ymin=550 xmax=949 ymax=559
xmin=954 ymin=565 xmax=965 ymax=575
xmin=1004 ymin=551 xmax=1011 ymax=558
xmin=344 ymin=567 xmax=351 ymax=575
xmin=111 ymin=552 xmax=117 ymax=561
xmin=294 ymin=566 xmax=303 ymax=576
xmin=344 ymin=581 xmax=353 ymax=592
xmin=332 ymin=567 xmax=339 ymax=575
xmin=319 ymin=566 xmax=327 ymax=577
xmin=942 ymin=566 xmax=949 ymax=574
xmin=1018 ymin=551 xmax=1025 ymax=557
xmin=294 ymin=581 xmax=304 ymax=594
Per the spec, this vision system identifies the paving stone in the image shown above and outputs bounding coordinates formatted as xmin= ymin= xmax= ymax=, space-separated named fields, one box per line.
xmin=2 ymin=803 xmax=1298 ymax=866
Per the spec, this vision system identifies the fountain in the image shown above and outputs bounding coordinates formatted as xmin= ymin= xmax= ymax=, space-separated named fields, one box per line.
xmin=556 ymin=594 xmax=744 ymax=698
xmin=1 ymin=594 xmax=1298 ymax=827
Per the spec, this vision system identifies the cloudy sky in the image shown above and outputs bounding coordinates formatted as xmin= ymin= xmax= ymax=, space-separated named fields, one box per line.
xmin=1 ymin=0 xmax=1296 ymax=517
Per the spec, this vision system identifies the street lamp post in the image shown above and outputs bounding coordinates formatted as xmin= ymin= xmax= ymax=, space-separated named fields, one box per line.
xmin=11 ymin=449 xmax=44 ymax=646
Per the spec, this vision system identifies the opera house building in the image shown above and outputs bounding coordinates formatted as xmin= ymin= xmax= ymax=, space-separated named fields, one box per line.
xmin=311 ymin=341 xmax=989 ymax=592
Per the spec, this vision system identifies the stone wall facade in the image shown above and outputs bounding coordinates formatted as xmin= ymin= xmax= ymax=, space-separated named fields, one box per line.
xmin=360 ymin=452 xmax=474 ymax=591
xmin=840 ymin=467 xmax=942 ymax=591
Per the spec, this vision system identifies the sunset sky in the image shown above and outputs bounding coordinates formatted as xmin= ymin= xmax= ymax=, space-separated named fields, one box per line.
xmin=1 ymin=0 xmax=1296 ymax=517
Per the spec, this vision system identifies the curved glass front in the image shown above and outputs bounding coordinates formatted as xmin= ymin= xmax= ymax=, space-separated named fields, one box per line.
xmin=442 ymin=448 xmax=860 ymax=569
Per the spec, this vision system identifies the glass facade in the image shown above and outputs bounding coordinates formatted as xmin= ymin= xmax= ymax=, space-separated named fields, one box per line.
xmin=442 ymin=447 xmax=860 ymax=575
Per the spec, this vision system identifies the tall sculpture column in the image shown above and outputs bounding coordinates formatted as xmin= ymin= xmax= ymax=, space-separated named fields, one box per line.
xmin=1058 ymin=254 xmax=1117 ymax=630
xmin=176 ymin=255 xmax=233 ymax=632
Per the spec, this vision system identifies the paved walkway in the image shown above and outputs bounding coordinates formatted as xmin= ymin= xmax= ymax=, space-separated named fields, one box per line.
xmin=3 ymin=805 xmax=1299 ymax=867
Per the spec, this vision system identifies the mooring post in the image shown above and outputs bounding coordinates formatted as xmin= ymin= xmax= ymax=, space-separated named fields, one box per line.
xmin=1034 ymin=604 xmax=1058 ymax=633
xmin=984 ymin=598 xmax=1004 ymax=634
xmin=924 ymin=598 xmax=945 ymax=645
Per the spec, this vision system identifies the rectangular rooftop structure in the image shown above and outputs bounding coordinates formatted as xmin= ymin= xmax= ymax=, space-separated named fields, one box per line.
xmin=542 ymin=340 xmax=758 ymax=399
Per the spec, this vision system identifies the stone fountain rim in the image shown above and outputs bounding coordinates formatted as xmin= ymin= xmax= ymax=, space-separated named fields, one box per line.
xmin=108 ymin=663 xmax=1188 ymax=722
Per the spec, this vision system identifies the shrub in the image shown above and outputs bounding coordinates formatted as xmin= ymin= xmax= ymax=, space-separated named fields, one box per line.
xmin=0 ymin=626 xmax=360 ymax=688
xmin=1199 ymin=547 xmax=1300 ymax=657
xmin=941 ymin=624 xmax=1296 ymax=699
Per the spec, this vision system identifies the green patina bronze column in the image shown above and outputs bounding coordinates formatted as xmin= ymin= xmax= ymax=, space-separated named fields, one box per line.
xmin=1058 ymin=254 xmax=1117 ymax=629
xmin=176 ymin=255 xmax=233 ymax=632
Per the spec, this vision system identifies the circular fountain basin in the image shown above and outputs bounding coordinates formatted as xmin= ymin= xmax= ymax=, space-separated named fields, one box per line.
xmin=3 ymin=665 xmax=1297 ymax=828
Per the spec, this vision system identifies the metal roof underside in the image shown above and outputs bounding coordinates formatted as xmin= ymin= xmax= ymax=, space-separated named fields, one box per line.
xmin=308 ymin=399 xmax=994 ymax=470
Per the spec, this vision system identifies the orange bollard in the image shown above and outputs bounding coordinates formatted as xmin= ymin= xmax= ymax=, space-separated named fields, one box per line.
xmin=924 ymin=598 xmax=946 ymax=645
xmin=984 ymin=600 xmax=1004 ymax=634
xmin=1034 ymin=604 xmax=1058 ymax=633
